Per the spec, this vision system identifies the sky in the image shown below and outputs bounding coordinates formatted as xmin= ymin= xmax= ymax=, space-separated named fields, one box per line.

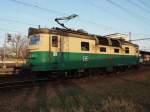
xmin=0 ymin=0 xmax=150 ymax=51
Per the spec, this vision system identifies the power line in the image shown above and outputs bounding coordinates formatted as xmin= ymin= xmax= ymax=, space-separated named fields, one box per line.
xmin=84 ymin=0 xmax=150 ymax=36
xmin=127 ymin=0 xmax=150 ymax=14
xmin=131 ymin=38 xmax=150 ymax=41
xmin=8 ymin=0 xmax=66 ymax=15
xmin=106 ymin=0 xmax=150 ymax=25
xmin=0 ymin=17 xmax=37 ymax=26
xmin=6 ymin=0 xmax=150 ymax=37
xmin=78 ymin=18 xmax=119 ymax=31
xmin=85 ymin=0 xmax=134 ymax=25
xmin=140 ymin=49 xmax=150 ymax=51
xmin=106 ymin=0 xmax=137 ymax=17
xmin=86 ymin=0 xmax=120 ymax=18
xmin=132 ymin=33 xmax=150 ymax=36
xmin=137 ymin=0 xmax=150 ymax=11
xmin=7 ymin=0 xmax=120 ymax=32
xmin=0 ymin=27 xmax=25 ymax=34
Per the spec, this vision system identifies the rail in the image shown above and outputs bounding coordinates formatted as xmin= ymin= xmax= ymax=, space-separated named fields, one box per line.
xmin=0 ymin=77 xmax=48 ymax=89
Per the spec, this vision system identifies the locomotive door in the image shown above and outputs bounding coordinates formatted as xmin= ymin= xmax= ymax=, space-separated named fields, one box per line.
xmin=49 ymin=35 xmax=60 ymax=65
xmin=49 ymin=35 xmax=69 ymax=69
xmin=60 ymin=36 xmax=69 ymax=65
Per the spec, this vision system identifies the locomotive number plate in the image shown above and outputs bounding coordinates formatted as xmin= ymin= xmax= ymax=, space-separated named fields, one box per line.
xmin=83 ymin=56 xmax=89 ymax=62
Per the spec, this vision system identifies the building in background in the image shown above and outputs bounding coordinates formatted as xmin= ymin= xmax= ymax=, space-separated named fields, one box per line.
xmin=140 ymin=51 xmax=150 ymax=63
xmin=105 ymin=33 xmax=129 ymax=41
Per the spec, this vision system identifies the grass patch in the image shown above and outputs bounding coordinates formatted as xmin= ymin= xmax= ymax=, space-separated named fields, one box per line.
xmin=101 ymin=97 xmax=143 ymax=112
xmin=35 ymin=84 xmax=49 ymax=112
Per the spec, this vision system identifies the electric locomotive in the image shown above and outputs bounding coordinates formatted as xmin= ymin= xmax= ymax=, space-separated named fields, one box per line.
xmin=27 ymin=27 xmax=139 ymax=73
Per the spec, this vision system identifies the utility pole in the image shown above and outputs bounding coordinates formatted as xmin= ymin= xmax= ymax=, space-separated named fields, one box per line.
xmin=3 ymin=33 xmax=7 ymax=69
xmin=129 ymin=32 xmax=131 ymax=42
xmin=16 ymin=35 xmax=20 ymax=67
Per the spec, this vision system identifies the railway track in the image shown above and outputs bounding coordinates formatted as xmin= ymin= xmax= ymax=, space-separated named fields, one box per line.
xmin=0 ymin=77 xmax=49 ymax=89
xmin=0 ymin=64 xmax=149 ymax=89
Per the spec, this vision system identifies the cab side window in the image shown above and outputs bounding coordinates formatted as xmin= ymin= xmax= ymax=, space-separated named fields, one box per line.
xmin=100 ymin=47 xmax=106 ymax=52
xmin=30 ymin=36 xmax=40 ymax=45
xmin=114 ymin=48 xmax=119 ymax=53
xmin=81 ymin=42 xmax=89 ymax=51
xmin=125 ymin=47 xmax=130 ymax=54
xmin=52 ymin=36 xmax=58 ymax=47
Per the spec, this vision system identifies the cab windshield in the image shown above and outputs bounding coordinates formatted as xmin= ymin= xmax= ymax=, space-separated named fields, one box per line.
xmin=29 ymin=35 xmax=40 ymax=45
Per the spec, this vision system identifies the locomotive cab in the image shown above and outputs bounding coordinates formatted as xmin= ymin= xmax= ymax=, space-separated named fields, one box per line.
xmin=28 ymin=34 xmax=40 ymax=50
xmin=27 ymin=28 xmax=63 ymax=72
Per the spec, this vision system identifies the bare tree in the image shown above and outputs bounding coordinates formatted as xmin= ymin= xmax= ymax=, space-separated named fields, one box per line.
xmin=5 ymin=34 xmax=29 ymax=60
